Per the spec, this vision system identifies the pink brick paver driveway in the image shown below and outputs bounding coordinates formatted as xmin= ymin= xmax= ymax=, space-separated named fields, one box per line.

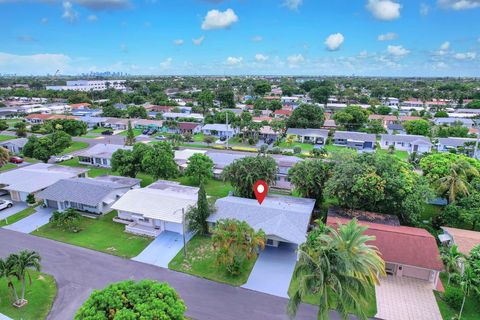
xmin=375 ymin=276 xmax=442 ymax=320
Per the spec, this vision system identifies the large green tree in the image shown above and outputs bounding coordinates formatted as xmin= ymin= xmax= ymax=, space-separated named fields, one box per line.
xmin=332 ymin=105 xmax=369 ymax=131
xmin=436 ymin=161 xmax=479 ymax=203
xmin=403 ymin=119 xmax=431 ymax=136
xmin=286 ymin=104 xmax=325 ymax=129
xmin=22 ymin=131 xmax=72 ymax=163
xmin=186 ymin=182 xmax=212 ymax=235
xmin=288 ymin=159 xmax=330 ymax=206
xmin=142 ymin=142 xmax=178 ymax=179
xmin=125 ymin=120 xmax=136 ymax=146
xmin=184 ymin=153 xmax=214 ymax=184
xmin=43 ymin=119 xmax=87 ymax=136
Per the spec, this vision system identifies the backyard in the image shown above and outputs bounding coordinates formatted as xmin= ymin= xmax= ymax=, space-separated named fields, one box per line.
xmin=435 ymin=273 xmax=480 ymax=320
xmin=0 ymin=270 xmax=57 ymax=320
xmin=31 ymin=211 xmax=153 ymax=259
xmin=169 ymin=235 xmax=257 ymax=286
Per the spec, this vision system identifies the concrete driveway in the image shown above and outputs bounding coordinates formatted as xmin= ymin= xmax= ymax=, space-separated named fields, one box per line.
xmin=0 ymin=199 xmax=28 ymax=221
xmin=132 ymin=231 xmax=192 ymax=268
xmin=242 ymin=242 xmax=298 ymax=298
xmin=3 ymin=207 xmax=53 ymax=233
xmin=375 ymin=276 xmax=442 ymax=320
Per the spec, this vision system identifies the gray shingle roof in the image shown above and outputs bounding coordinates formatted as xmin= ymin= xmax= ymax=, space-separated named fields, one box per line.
xmin=207 ymin=195 xmax=315 ymax=245
xmin=387 ymin=123 xmax=404 ymax=131
xmin=286 ymin=128 xmax=329 ymax=137
xmin=434 ymin=118 xmax=474 ymax=125
xmin=381 ymin=134 xmax=432 ymax=145
xmin=0 ymin=138 xmax=28 ymax=148
xmin=438 ymin=137 xmax=477 ymax=147
xmin=77 ymin=144 xmax=132 ymax=158
xmin=334 ymin=131 xmax=376 ymax=142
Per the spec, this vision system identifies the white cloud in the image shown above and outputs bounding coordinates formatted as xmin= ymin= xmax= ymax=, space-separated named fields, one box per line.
xmin=173 ymin=39 xmax=184 ymax=46
xmin=87 ymin=14 xmax=97 ymax=22
xmin=366 ymin=0 xmax=402 ymax=20
xmin=420 ymin=3 xmax=430 ymax=15
xmin=159 ymin=57 xmax=173 ymax=69
xmin=201 ymin=8 xmax=238 ymax=30
xmin=438 ymin=0 xmax=480 ymax=10
xmin=192 ymin=35 xmax=205 ymax=45
xmin=0 ymin=52 xmax=72 ymax=75
xmin=252 ymin=35 xmax=263 ymax=42
xmin=378 ymin=32 xmax=398 ymax=41
xmin=387 ymin=45 xmax=410 ymax=56
xmin=324 ymin=33 xmax=344 ymax=51
xmin=282 ymin=0 xmax=303 ymax=10
xmin=359 ymin=50 xmax=369 ymax=57
xmin=454 ymin=52 xmax=477 ymax=60
xmin=255 ymin=54 xmax=269 ymax=62
xmin=62 ymin=1 xmax=78 ymax=23
xmin=226 ymin=56 xmax=243 ymax=65
xmin=440 ymin=41 xmax=450 ymax=50
xmin=287 ymin=54 xmax=305 ymax=67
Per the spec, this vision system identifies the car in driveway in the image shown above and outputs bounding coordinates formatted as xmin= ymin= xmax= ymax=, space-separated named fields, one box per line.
xmin=0 ymin=199 xmax=13 ymax=210
xmin=155 ymin=135 xmax=167 ymax=141
xmin=9 ymin=156 xmax=24 ymax=164
xmin=101 ymin=130 xmax=113 ymax=135
xmin=53 ymin=154 xmax=74 ymax=163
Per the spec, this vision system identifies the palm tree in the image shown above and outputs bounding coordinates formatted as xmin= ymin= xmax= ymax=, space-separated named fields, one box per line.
xmin=436 ymin=161 xmax=479 ymax=203
xmin=288 ymin=219 xmax=385 ymax=320
xmin=0 ymin=147 xmax=9 ymax=167
xmin=9 ymin=250 xmax=41 ymax=306
xmin=440 ymin=245 xmax=464 ymax=285
xmin=458 ymin=263 xmax=480 ymax=320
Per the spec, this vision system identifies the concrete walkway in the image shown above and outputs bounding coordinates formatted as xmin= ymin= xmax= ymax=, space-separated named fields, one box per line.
xmin=375 ymin=276 xmax=442 ymax=320
xmin=3 ymin=207 xmax=53 ymax=233
xmin=242 ymin=243 xmax=298 ymax=298
xmin=132 ymin=231 xmax=193 ymax=268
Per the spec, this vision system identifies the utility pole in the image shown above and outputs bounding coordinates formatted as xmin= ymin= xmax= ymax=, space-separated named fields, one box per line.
xmin=182 ymin=208 xmax=187 ymax=257
xmin=474 ymin=119 xmax=480 ymax=159
xmin=226 ymin=110 xmax=229 ymax=149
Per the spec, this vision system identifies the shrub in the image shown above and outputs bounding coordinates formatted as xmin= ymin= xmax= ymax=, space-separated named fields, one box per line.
xmin=26 ymin=193 xmax=36 ymax=205
xmin=271 ymin=147 xmax=282 ymax=154
xmin=248 ymin=137 xmax=256 ymax=145
xmin=231 ymin=146 xmax=257 ymax=152
xmin=75 ymin=280 xmax=186 ymax=320
xmin=49 ymin=208 xmax=81 ymax=232
xmin=444 ymin=287 xmax=463 ymax=310
xmin=259 ymin=144 xmax=268 ymax=153
xmin=293 ymin=146 xmax=302 ymax=154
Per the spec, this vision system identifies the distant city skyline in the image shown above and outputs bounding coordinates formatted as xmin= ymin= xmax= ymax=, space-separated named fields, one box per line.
xmin=1 ymin=0 xmax=479 ymax=77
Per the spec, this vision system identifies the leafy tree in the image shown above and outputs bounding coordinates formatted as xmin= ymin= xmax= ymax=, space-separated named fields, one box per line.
xmin=0 ymin=147 xmax=9 ymax=166
xmin=203 ymin=135 xmax=215 ymax=146
xmin=403 ymin=119 xmax=431 ymax=136
xmin=420 ymin=153 xmax=480 ymax=183
xmin=376 ymin=105 xmax=391 ymax=115
xmin=286 ymin=104 xmax=324 ymax=129
xmin=0 ymin=120 xmax=8 ymax=131
xmin=457 ymin=263 xmax=480 ymax=319
xmin=216 ymin=86 xmax=235 ymax=108
xmin=310 ymin=86 xmax=331 ymax=106
xmin=436 ymin=123 xmax=469 ymax=138
xmin=361 ymin=120 xmax=387 ymax=134
xmin=14 ymin=122 xmax=27 ymax=138
xmin=440 ymin=245 xmax=464 ymax=285
xmin=465 ymin=100 xmax=480 ymax=109
xmin=75 ymin=280 xmax=186 ymax=320
xmin=434 ymin=111 xmax=449 ymax=117
xmin=289 ymin=159 xmax=330 ymax=206
xmin=102 ymin=104 xmax=125 ymax=118
xmin=50 ymin=208 xmax=81 ymax=232
xmin=126 ymin=105 xmax=148 ymax=119
xmin=186 ymin=182 xmax=211 ymax=235
xmin=67 ymin=93 xmax=91 ymax=104
xmin=332 ymin=105 xmax=369 ymax=131
xmin=185 ymin=153 xmax=214 ymax=184
xmin=43 ymin=119 xmax=87 ymax=136
xmin=212 ymin=219 xmax=266 ymax=275
xmin=288 ymin=219 xmax=385 ymax=320
xmin=436 ymin=161 xmax=479 ymax=203
xmin=440 ymin=192 xmax=480 ymax=230
xmin=253 ymin=81 xmax=271 ymax=97
xmin=197 ymin=89 xmax=214 ymax=114
xmin=142 ymin=142 xmax=178 ymax=179
xmin=23 ymin=131 xmax=72 ymax=163
xmin=111 ymin=149 xmax=137 ymax=178
xmin=125 ymin=120 xmax=136 ymax=146
xmin=222 ymin=156 xmax=277 ymax=198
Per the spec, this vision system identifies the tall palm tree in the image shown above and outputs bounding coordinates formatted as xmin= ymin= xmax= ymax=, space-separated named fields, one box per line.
xmin=436 ymin=161 xmax=479 ymax=203
xmin=9 ymin=250 xmax=41 ymax=306
xmin=288 ymin=219 xmax=385 ymax=320
xmin=458 ymin=263 xmax=480 ymax=320
xmin=440 ymin=245 xmax=464 ymax=285
xmin=0 ymin=147 xmax=9 ymax=167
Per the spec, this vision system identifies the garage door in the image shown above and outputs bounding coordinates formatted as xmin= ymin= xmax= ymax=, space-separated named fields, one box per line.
xmin=46 ymin=200 xmax=59 ymax=209
xmin=402 ymin=266 xmax=432 ymax=281
xmin=165 ymin=222 xmax=183 ymax=234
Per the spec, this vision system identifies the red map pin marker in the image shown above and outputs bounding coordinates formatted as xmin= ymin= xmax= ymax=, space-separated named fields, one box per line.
xmin=253 ymin=180 xmax=268 ymax=205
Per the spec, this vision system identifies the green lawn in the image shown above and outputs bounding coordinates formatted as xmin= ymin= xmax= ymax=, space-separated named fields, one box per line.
xmin=193 ymin=133 xmax=204 ymax=142
xmin=0 ymin=163 xmax=16 ymax=171
xmin=0 ymin=206 xmax=37 ymax=227
xmin=0 ymin=134 xmax=15 ymax=142
xmin=288 ymin=268 xmax=377 ymax=318
xmin=179 ymin=143 xmax=210 ymax=149
xmin=420 ymin=203 xmax=444 ymax=221
xmin=172 ymin=176 xmax=232 ymax=198
xmin=0 ymin=270 xmax=56 ymax=320
xmin=169 ymin=235 xmax=257 ymax=286
xmin=323 ymin=144 xmax=349 ymax=153
xmin=32 ymin=211 xmax=153 ymax=258
xmin=59 ymin=141 xmax=89 ymax=155
xmin=117 ymin=129 xmax=143 ymax=137
xmin=435 ymin=273 xmax=480 ymax=320
xmin=376 ymin=149 xmax=409 ymax=161
xmin=88 ymin=127 xmax=106 ymax=134
xmin=79 ymin=135 xmax=98 ymax=139
xmin=278 ymin=141 xmax=314 ymax=151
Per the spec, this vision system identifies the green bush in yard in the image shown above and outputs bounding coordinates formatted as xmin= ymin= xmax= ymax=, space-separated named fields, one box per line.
xmin=444 ymin=287 xmax=463 ymax=309
xmin=293 ymin=146 xmax=301 ymax=154
xmin=75 ymin=280 xmax=186 ymax=320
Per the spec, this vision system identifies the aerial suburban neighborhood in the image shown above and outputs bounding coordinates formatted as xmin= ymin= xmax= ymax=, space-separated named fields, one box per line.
xmin=1 ymin=1 xmax=480 ymax=320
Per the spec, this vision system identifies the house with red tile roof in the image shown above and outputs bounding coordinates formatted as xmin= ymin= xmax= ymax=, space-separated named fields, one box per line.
xmin=177 ymin=122 xmax=201 ymax=134
xmin=69 ymin=103 xmax=91 ymax=109
xmin=273 ymin=109 xmax=293 ymax=118
xmin=327 ymin=216 xmax=444 ymax=289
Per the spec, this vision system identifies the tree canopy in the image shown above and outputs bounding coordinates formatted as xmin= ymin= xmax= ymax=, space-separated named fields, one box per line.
xmin=23 ymin=131 xmax=72 ymax=162
xmin=184 ymin=153 xmax=214 ymax=184
xmin=286 ymin=104 xmax=324 ymax=129
xmin=288 ymin=159 xmax=330 ymax=206
xmin=332 ymin=105 xmax=369 ymax=131
xmin=403 ymin=119 xmax=431 ymax=136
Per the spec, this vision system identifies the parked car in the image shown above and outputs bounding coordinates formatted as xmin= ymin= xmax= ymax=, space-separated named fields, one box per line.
xmin=101 ymin=130 xmax=113 ymax=135
xmin=9 ymin=156 xmax=24 ymax=164
xmin=53 ymin=155 xmax=74 ymax=163
xmin=219 ymin=136 xmax=227 ymax=141
xmin=0 ymin=199 xmax=13 ymax=210
xmin=155 ymin=135 xmax=167 ymax=141
xmin=142 ymin=129 xmax=149 ymax=135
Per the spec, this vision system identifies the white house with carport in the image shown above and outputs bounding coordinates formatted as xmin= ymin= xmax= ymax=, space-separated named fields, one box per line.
xmin=201 ymin=124 xmax=237 ymax=138
xmin=286 ymin=128 xmax=329 ymax=145
xmin=77 ymin=144 xmax=132 ymax=168
xmin=438 ymin=137 xmax=479 ymax=158
xmin=37 ymin=175 xmax=140 ymax=214
xmin=0 ymin=163 xmax=88 ymax=202
xmin=112 ymin=180 xmax=199 ymax=237
xmin=0 ymin=138 xmax=28 ymax=154
xmin=380 ymin=134 xmax=432 ymax=154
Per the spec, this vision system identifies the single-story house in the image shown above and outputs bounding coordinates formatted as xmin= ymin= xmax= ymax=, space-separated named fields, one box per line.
xmin=286 ymin=128 xmax=329 ymax=145
xmin=380 ymin=134 xmax=432 ymax=154
xmin=37 ymin=175 xmax=141 ymax=214
xmin=327 ymin=217 xmax=444 ymax=289
xmin=79 ymin=116 xmax=108 ymax=129
xmin=177 ymin=122 xmax=202 ymax=134
xmin=205 ymin=150 xmax=246 ymax=178
xmin=72 ymin=109 xmax=102 ymax=117
xmin=207 ymin=195 xmax=315 ymax=248
xmin=77 ymin=144 xmax=133 ymax=168
xmin=69 ymin=103 xmax=91 ymax=110
xmin=386 ymin=123 xmax=406 ymax=134
xmin=0 ymin=163 xmax=88 ymax=202
xmin=201 ymin=124 xmax=237 ymax=138
xmin=112 ymin=180 xmax=199 ymax=237
xmin=437 ymin=137 xmax=478 ymax=157
xmin=104 ymin=118 xmax=133 ymax=130
xmin=134 ymin=119 xmax=164 ymax=131
xmin=145 ymin=105 xmax=173 ymax=113
xmin=434 ymin=118 xmax=474 ymax=128
xmin=259 ymin=126 xmax=278 ymax=141
xmin=25 ymin=114 xmax=79 ymax=124
xmin=163 ymin=112 xmax=204 ymax=122
xmin=0 ymin=138 xmax=28 ymax=154
xmin=439 ymin=227 xmax=480 ymax=256
xmin=333 ymin=131 xmax=376 ymax=150
xmin=174 ymin=149 xmax=208 ymax=170
xmin=274 ymin=109 xmax=293 ymax=118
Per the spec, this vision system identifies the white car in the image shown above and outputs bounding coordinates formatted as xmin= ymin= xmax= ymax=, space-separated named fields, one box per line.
xmin=53 ymin=155 xmax=74 ymax=163
xmin=0 ymin=199 xmax=13 ymax=210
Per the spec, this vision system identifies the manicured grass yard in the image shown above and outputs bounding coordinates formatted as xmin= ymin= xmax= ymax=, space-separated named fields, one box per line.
xmin=323 ymin=144 xmax=348 ymax=153
xmin=0 ymin=206 xmax=37 ymax=227
xmin=376 ymin=149 xmax=409 ymax=161
xmin=88 ymin=127 xmax=107 ymax=134
xmin=172 ymin=176 xmax=233 ymax=198
xmin=32 ymin=211 xmax=153 ymax=258
xmin=193 ymin=133 xmax=204 ymax=142
xmin=117 ymin=129 xmax=143 ymax=137
xmin=0 ymin=134 xmax=15 ymax=142
xmin=435 ymin=273 xmax=480 ymax=320
xmin=278 ymin=141 xmax=314 ymax=151
xmin=0 ymin=270 xmax=56 ymax=320
xmin=0 ymin=163 xmax=17 ymax=171
xmin=59 ymin=141 xmax=89 ymax=155
xmin=169 ymin=235 xmax=257 ymax=286
xmin=179 ymin=143 xmax=209 ymax=149
xmin=287 ymin=269 xmax=377 ymax=317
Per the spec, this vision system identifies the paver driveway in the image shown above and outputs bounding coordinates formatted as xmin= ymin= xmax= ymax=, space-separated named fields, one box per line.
xmin=242 ymin=242 xmax=297 ymax=298
xmin=375 ymin=276 xmax=442 ymax=320
xmin=132 ymin=231 xmax=192 ymax=268
xmin=3 ymin=207 xmax=53 ymax=233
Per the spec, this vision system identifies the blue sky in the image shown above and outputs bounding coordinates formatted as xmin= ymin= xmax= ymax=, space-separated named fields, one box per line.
xmin=0 ymin=0 xmax=479 ymax=76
